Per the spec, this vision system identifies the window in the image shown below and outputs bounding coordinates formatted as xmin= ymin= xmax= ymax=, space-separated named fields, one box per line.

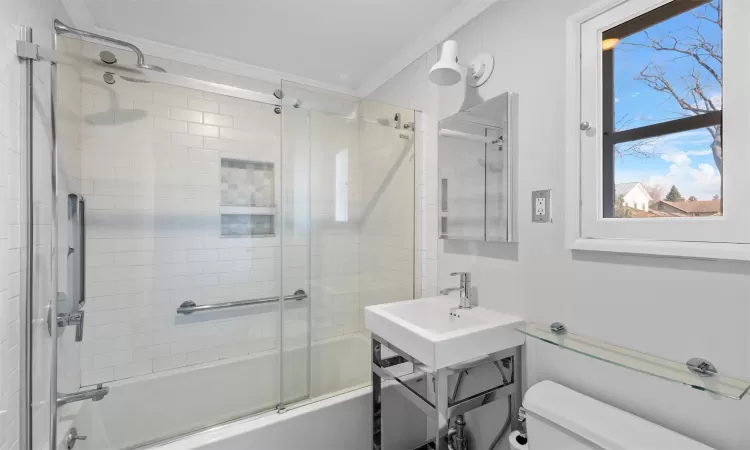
xmin=569 ymin=0 xmax=750 ymax=258
xmin=603 ymin=1 xmax=722 ymax=220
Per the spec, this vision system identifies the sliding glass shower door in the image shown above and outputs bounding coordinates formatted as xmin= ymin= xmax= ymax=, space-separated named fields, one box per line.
xmin=281 ymin=81 xmax=417 ymax=406
xmin=48 ymin=38 xmax=416 ymax=450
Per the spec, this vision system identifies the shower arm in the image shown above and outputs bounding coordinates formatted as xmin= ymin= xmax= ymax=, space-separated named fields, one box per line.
xmin=54 ymin=19 xmax=147 ymax=67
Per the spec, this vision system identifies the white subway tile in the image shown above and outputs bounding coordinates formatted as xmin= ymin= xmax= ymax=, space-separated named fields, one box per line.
xmin=154 ymin=117 xmax=188 ymax=133
xmin=153 ymin=354 xmax=187 ymax=372
xmin=171 ymin=133 xmax=203 ymax=148
xmin=113 ymin=252 xmax=154 ymax=266
xmin=154 ymin=92 xmax=188 ymax=108
xmin=188 ymin=123 xmax=219 ymax=138
xmin=93 ymin=349 xmax=134 ymax=369
xmin=170 ymin=107 xmax=203 ymax=123
xmin=203 ymin=112 xmax=233 ymax=128
xmin=186 ymin=348 xmax=220 ymax=366
xmin=81 ymin=367 xmax=114 ymax=386
xmin=134 ymin=344 xmax=170 ymax=360
xmin=114 ymin=360 xmax=153 ymax=379
xmin=188 ymin=97 xmax=219 ymax=113
xmin=203 ymin=137 xmax=246 ymax=152
xmin=187 ymin=249 xmax=218 ymax=262
xmin=189 ymin=148 xmax=218 ymax=163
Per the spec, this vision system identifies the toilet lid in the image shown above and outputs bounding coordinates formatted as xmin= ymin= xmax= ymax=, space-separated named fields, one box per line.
xmin=523 ymin=381 xmax=715 ymax=450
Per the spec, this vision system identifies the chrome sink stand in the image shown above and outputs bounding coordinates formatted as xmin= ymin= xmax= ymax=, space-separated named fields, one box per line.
xmin=371 ymin=334 xmax=523 ymax=450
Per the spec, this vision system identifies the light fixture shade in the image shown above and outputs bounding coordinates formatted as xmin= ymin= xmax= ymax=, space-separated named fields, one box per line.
xmin=429 ymin=40 xmax=462 ymax=86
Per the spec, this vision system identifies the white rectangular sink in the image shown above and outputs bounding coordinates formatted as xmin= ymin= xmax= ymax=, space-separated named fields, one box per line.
xmin=365 ymin=296 xmax=525 ymax=371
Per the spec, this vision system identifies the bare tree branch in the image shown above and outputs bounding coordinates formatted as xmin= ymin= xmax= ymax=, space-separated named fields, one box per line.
xmin=619 ymin=1 xmax=723 ymax=176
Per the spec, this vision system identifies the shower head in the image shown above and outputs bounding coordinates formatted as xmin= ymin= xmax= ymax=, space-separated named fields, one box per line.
xmin=55 ymin=20 xmax=166 ymax=74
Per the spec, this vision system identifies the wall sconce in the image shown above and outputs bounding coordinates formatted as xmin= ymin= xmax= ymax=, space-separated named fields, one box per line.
xmin=428 ymin=40 xmax=495 ymax=87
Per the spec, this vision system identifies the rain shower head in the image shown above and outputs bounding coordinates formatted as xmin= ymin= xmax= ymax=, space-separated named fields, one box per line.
xmin=55 ymin=20 xmax=166 ymax=74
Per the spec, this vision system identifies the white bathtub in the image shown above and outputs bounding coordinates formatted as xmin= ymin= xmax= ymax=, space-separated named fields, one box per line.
xmin=66 ymin=333 xmax=427 ymax=450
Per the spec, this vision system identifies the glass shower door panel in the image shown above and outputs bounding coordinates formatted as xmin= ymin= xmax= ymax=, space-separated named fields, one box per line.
xmin=65 ymin=40 xmax=284 ymax=448
xmin=358 ymin=100 xmax=416 ymax=312
xmin=280 ymin=82 xmax=416 ymax=408
xmin=278 ymin=82 xmax=317 ymax=406
xmin=281 ymin=81 xmax=371 ymax=405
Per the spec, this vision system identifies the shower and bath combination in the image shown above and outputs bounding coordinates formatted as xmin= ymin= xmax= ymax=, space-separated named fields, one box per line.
xmin=15 ymin=18 xmax=418 ymax=450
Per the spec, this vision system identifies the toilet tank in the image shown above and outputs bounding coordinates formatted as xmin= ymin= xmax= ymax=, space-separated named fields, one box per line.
xmin=523 ymin=381 xmax=714 ymax=450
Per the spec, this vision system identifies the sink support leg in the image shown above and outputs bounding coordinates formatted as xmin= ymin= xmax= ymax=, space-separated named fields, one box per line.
xmin=372 ymin=339 xmax=382 ymax=450
xmin=432 ymin=369 xmax=449 ymax=450
xmin=512 ymin=346 xmax=523 ymax=431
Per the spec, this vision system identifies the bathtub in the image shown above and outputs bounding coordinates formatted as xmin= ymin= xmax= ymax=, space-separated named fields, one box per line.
xmin=66 ymin=333 xmax=431 ymax=450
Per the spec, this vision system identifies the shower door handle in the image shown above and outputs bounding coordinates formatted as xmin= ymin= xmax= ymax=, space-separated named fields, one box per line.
xmin=68 ymin=194 xmax=86 ymax=309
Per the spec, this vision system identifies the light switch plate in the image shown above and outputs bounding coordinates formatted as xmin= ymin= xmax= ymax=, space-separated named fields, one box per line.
xmin=532 ymin=190 xmax=551 ymax=223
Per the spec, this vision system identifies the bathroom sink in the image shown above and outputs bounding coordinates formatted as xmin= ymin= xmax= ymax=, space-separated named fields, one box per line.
xmin=365 ymin=296 xmax=525 ymax=371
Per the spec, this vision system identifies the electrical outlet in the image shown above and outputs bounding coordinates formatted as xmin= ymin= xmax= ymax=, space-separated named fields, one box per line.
xmin=535 ymin=197 xmax=546 ymax=216
xmin=532 ymin=190 xmax=551 ymax=223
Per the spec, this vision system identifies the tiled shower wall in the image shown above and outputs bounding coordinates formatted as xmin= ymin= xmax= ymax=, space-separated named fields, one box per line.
xmin=73 ymin=42 xmax=365 ymax=385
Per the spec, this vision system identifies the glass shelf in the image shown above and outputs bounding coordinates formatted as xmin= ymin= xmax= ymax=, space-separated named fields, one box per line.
xmin=518 ymin=322 xmax=750 ymax=400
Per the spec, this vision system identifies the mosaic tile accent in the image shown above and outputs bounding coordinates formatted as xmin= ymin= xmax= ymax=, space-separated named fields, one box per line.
xmin=220 ymin=158 xmax=275 ymax=207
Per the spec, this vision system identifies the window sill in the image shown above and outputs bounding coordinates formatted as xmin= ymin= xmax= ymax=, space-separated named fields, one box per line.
xmin=568 ymin=238 xmax=750 ymax=262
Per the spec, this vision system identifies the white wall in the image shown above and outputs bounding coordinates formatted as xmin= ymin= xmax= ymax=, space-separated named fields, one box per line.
xmin=368 ymin=0 xmax=750 ymax=448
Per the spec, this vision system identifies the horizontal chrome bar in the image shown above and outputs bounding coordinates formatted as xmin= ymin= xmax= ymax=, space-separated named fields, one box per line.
xmin=177 ymin=289 xmax=307 ymax=315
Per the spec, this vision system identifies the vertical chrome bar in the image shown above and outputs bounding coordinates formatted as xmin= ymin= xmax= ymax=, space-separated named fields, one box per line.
xmin=276 ymin=87 xmax=285 ymax=413
xmin=512 ymin=345 xmax=524 ymax=431
xmin=73 ymin=195 xmax=85 ymax=308
xmin=371 ymin=339 xmax=382 ymax=450
xmin=19 ymin=24 xmax=34 ymax=450
xmin=441 ymin=178 xmax=448 ymax=212
xmin=49 ymin=27 xmax=60 ymax=450
xmin=433 ymin=369 xmax=450 ymax=450
xmin=305 ymin=111 xmax=312 ymax=401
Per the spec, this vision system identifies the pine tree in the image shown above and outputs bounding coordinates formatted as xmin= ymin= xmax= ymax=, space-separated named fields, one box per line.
xmin=665 ymin=185 xmax=684 ymax=202
xmin=688 ymin=196 xmax=697 ymax=202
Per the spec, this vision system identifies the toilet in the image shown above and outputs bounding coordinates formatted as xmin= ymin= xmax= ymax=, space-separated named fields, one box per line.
xmin=521 ymin=381 xmax=714 ymax=450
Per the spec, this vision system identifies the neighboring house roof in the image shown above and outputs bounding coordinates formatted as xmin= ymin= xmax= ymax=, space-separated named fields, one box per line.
xmin=614 ymin=182 xmax=653 ymax=201
xmin=623 ymin=206 xmax=681 ymax=218
xmin=658 ymin=200 xmax=721 ymax=214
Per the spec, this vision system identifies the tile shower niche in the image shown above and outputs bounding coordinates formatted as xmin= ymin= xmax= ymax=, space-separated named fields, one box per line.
xmin=220 ymin=158 xmax=276 ymax=237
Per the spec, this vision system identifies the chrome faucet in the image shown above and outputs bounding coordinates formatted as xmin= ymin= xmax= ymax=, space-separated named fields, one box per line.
xmin=57 ymin=310 xmax=85 ymax=342
xmin=57 ymin=383 xmax=109 ymax=407
xmin=440 ymin=272 xmax=472 ymax=309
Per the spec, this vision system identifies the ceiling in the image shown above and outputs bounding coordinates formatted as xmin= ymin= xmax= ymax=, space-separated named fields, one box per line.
xmin=77 ymin=0 xmax=482 ymax=92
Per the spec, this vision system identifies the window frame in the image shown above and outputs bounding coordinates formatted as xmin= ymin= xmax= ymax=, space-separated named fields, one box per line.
xmin=566 ymin=0 xmax=750 ymax=261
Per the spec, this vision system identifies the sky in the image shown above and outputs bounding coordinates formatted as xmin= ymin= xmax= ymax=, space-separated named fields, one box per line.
xmin=611 ymin=0 xmax=722 ymax=200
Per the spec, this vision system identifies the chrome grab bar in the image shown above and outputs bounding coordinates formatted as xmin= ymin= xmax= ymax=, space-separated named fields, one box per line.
xmin=67 ymin=194 xmax=86 ymax=309
xmin=176 ymin=289 xmax=308 ymax=315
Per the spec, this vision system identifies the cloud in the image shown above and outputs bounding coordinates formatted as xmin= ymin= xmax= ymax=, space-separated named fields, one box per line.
xmin=661 ymin=152 xmax=690 ymax=165
xmin=615 ymin=97 xmax=620 ymax=103
xmin=686 ymin=150 xmax=712 ymax=156
xmin=648 ymin=151 xmax=721 ymax=199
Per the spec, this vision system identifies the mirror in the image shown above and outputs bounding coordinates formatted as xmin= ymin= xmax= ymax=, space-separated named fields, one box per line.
xmin=438 ymin=92 xmax=517 ymax=242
